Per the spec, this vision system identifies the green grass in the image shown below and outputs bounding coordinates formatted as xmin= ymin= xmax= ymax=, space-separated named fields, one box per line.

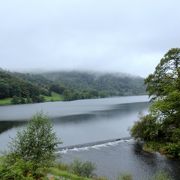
xmin=0 ymin=157 xmax=171 ymax=180
xmin=48 ymin=168 xmax=91 ymax=180
xmin=0 ymin=98 xmax=12 ymax=106
xmin=143 ymin=141 xmax=168 ymax=155
xmin=118 ymin=173 xmax=132 ymax=180
xmin=152 ymin=171 xmax=172 ymax=180
xmin=0 ymin=92 xmax=63 ymax=106
xmin=44 ymin=92 xmax=64 ymax=102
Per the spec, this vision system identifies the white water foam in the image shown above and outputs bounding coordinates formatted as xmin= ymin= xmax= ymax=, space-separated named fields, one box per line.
xmin=59 ymin=139 xmax=133 ymax=154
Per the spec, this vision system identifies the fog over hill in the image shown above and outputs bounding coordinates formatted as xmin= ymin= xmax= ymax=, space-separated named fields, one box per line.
xmin=0 ymin=68 xmax=146 ymax=104
xmin=39 ymin=70 xmax=146 ymax=97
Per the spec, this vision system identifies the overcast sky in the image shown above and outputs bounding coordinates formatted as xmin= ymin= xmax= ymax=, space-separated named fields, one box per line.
xmin=0 ymin=0 xmax=180 ymax=77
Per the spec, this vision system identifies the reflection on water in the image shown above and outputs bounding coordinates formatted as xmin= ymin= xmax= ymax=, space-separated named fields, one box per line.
xmin=0 ymin=101 xmax=149 ymax=150
xmin=53 ymin=102 xmax=149 ymax=147
xmin=0 ymin=121 xmax=25 ymax=134
xmin=0 ymin=95 xmax=149 ymax=121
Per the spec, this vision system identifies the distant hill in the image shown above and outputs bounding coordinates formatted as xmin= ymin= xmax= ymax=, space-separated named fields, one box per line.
xmin=0 ymin=69 xmax=146 ymax=105
xmin=0 ymin=69 xmax=50 ymax=104
xmin=40 ymin=71 xmax=146 ymax=98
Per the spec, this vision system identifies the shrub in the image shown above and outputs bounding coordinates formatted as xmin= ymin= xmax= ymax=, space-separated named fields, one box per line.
xmin=70 ymin=159 xmax=96 ymax=178
xmin=164 ymin=143 xmax=180 ymax=158
xmin=152 ymin=171 xmax=172 ymax=180
xmin=11 ymin=96 xmax=21 ymax=104
xmin=0 ymin=156 xmax=35 ymax=180
xmin=9 ymin=113 xmax=59 ymax=168
xmin=55 ymin=162 xmax=69 ymax=171
xmin=118 ymin=173 xmax=132 ymax=180
xmin=131 ymin=115 xmax=160 ymax=141
xmin=0 ymin=113 xmax=59 ymax=179
xmin=171 ymin=128 xmax=180 ymax=143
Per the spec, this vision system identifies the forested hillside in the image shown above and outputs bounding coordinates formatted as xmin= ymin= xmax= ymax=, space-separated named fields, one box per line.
xmin=41 ymin=71 xmax=146 ymax=99
xmin=131 ymin=48 xmax=180 ymax=158
xmin=0 ymin=69 xmax=146 ymax=105
xmin=0 ymin=70 xmax=50 ymax=104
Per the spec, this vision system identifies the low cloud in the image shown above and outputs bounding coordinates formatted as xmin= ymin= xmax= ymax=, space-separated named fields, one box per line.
xmin=0 ymin=0 xmax=180 ymax=77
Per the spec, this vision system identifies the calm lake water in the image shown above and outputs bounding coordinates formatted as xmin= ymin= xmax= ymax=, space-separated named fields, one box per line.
xmin=0 ymin=95 xmax=179 ymax=179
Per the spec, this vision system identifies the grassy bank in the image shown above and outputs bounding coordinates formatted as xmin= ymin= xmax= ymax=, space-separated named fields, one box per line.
xmin=0 ymin=157 xmax=106 ymax=180
xmin=0 ymin=98 xmax=12 ymax=106
xmin=47 ymin=167 xmax=93 ymax=180
xmin=143 ymin=141 xmax=180 ymax=159
xmin=0 ymin=92 xmax=64 ymax=106
xmin=43 ymin=92 xmax=64 ymax=102
xmin=0 ymin=158 xmax=172 ymax=180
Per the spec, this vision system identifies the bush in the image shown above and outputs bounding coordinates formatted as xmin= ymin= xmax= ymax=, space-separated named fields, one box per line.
xmin=118 ymin=173 xmax=132 ymax=180
xmin=70 ymin=159 xmax=96 ymax=178
xmin=9 ymin=113 xmax=59 ymax=167
xmin=0 ymin=156 xmax=47 ymax=179
xmin=164 ymin=143 xmax=180 ymax=158
xmin=152 ymin=171 xmax=172 ymax=180
xmin=0 ymin=156 xmax=35 ymax=180
xmin=131 ymin=115 xmax=160 ymax=141
xmin=171 ymin=128 xmax=180 ymax=143
xmin=11 ymin=96 xmax=21 ymax=104
xmin=0 ymin=113 xmax=59 ymax=179
xmin=55 ymin=162 xmax=69 ymax=171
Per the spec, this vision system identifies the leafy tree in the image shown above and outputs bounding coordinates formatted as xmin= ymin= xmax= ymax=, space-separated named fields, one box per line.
xmin=0 ymin=81 xmax=9 ymax=98
xmin=50 ymin=84 xmax=65 ymax=94
xmin=0 ymin=70 xmax=48 ymax=104
xmin=145 ymin=48 xmax=180 ymax=98
xmin=0 ymin=113 xmax=59 ymax=179
xmin=9 ymin=113 xmax=59 ymax=168
xmin=11 ymin=96 xmax=21 ymax=104
xmin=131 ymin=48 xmax=180 ymax=158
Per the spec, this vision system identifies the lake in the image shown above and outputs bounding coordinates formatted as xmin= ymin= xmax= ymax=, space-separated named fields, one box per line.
xmin=0 ymin=95 xmax=179 ymax=180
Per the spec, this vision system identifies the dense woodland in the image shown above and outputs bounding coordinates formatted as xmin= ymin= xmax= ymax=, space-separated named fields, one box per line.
xmin=131 ymin=48 xmax=180 ymax=158
xmin=41 ymin=71 xmax=146 ymax=99
xmin=0 ymin=70 xmax=49 ymax=104
xmin=0 ymin=69 xmax=146 ymax=104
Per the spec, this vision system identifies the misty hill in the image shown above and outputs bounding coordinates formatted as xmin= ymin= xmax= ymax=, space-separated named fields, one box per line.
xmin=40 ymin=71 xmax=146 ymax=98
xmin=0 ymin=69 xmax=146 ymax=105
xmin=0 ymin=69 xmax=50 ymax=104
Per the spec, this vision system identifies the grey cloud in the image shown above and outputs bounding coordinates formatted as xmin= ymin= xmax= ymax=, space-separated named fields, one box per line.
xmin=0 ymin=0 xmax=180 ymax=77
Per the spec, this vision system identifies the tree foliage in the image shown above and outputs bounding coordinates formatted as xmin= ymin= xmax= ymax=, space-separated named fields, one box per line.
xmin=42 ymin=71 xmax=146 ymax=100
xmin=0 ymin=70 xmax=47 ymax=103
xmin=0 ymin=113 xmax=59 ymax=179
xmin=10 ymin=113 xmax=59 ymax=166
xmin=0 ymin=69 xmax=146 ymax=104
xmin=131 ymin=48 xmax=180 ymax=158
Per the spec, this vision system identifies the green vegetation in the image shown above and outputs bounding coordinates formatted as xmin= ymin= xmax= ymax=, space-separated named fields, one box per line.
xmin=118 ymin=173 xmax=132 ymax=180
xmin=117 ymin=171 xmax=171 ymax=180
xmin=0 ymin=69 xmax=146 ymax=105
xmin=0 ymin=113 xmax=174 ymax=179
xmin=0 ymin=97 xmax=12 ymax=105
xmin=42 ymin=71 xmax=146 ymax=99
xmin=48 ymin=167 xmax=91 ymax=180
xmin=131 ymin=48 xmax=180 ymax=158
xmin=48 ymin=160 xmax=102 ymax=180
xmin=0 ymin=158 xmax=98 ymax=180
xmin=152 ymin=171 xmax=172 ymax=180
xmin=10 ymin=113 xmax=59 ymax=166
xmin=0 ymin=70 xmax=49 ymax=104
xmin=70 ymin=159 xmax=96 ymax=178
xmin=0 ymin=113 xmax=59 ymax=179
xmin=44 ymin=92 xmax=64 ymax=102
xmin=0 ymin=113 xmax=104 ymax=180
